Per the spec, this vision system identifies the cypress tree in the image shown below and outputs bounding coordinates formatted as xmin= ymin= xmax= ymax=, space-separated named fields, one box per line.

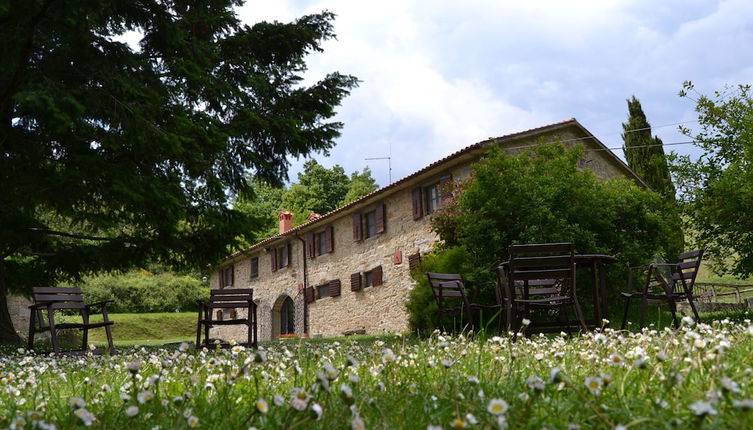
xmin=621 ymin=96 xmax=684 ymax=257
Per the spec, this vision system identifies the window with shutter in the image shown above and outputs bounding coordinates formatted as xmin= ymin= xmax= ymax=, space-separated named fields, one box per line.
xmin=439 ymin=174 xmax=453 ymax=199
xmin=373 ymin=265 xmax=383 ymax=286
xmin=325 ymin=226 xmax=334 ymax=253
xmin=270 ymin=250 xmax=277 ymax=272
xmin=375 ymin=203 xmax=386 ymax=234
xmin=408 ymin=252 xmax=422 ymax=271
xmin=216 ymin=310 xmax=223 ymax=321
xmin=305 ymin=286 xmax=315 ymax=303
xmin=350 ymin=272 xmax=362 ymax=291
xmin=317 ymin=283 xmax=331 ymax=299
xmin=250 ymin=257 xmax=259 ymax=279
xmin=412 ymin=188 xmax=423 ymax=220
xmin=316 ymin=230 xmax=327 ymax=256
xmin=352 ymin=213 xmax=363 ymax=241
xmin=329 ymin=279 xmax=341 ymax=297
xmin=307 ymin=232 xmax=315 ymax=259
xmin=219 ymin=265 xmax=234 ymax=289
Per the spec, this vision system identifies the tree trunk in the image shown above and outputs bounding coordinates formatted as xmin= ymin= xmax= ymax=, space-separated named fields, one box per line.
xmin=0 ymin=262 xmax=22 ymax=345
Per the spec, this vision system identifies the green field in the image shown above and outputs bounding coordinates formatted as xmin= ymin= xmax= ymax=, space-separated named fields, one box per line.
xmin=60 ymin=312 xmax=197 ymax=346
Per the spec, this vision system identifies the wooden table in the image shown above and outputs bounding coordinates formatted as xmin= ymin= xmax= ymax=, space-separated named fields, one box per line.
xmin=499 ymin=253 xmax=616 ymax=330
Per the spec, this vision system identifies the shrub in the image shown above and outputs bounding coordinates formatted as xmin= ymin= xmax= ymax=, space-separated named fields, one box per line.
xmin=79 ymin=270 xmax=208 ymax=313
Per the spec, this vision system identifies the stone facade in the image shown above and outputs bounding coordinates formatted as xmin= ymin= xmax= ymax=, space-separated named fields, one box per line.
xmin=210 ymin=119 xmax=645 ymax=342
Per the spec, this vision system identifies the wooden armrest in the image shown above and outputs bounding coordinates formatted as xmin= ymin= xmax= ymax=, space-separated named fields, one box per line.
xmin=85 ymin=300 xmax=114 ymax=309
xmin=28 ymin=301 xmax=53 ymax=310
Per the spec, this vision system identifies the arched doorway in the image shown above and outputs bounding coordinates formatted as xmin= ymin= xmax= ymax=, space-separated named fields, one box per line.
xmin=271 ymin=295 xmax=295 ymax=338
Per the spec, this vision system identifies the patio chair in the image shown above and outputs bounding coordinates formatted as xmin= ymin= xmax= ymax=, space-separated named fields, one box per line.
xmin=620 ymin=249 xmax=704 ymax=330
xmin=28 ymin=287 xmax=115 ymax=354
xmin=196 ymin=288 xmax=257 ymax=349
xmin=502 ymin=242 xmax=587 ymax=334
xmin=426 ymin=272 xmax=502 ymax=332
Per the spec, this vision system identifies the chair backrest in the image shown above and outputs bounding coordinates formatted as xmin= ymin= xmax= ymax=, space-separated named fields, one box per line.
xmin=426 ymin=272 xmax=469 ymax=308
xmin=31 ymin=287 xmax=86 ymax=311
xmin=506 ymin=243 xmax=575 ymax=300
xmin=208 ymin=288 xmax=254 ymax=308
xmin=671 ymin=249 xmax=704 ymax=293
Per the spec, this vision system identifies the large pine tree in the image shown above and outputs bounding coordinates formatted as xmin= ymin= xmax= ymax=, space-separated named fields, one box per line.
xmin=621 ymin=96 xmax=683 ymax=257
xmin=0 ymin=1 xmax=357 ymax=343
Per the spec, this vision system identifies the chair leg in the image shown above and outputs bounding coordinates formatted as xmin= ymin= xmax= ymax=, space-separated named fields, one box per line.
xmin=104 ymin=325 xmax=114 ymax=354
xmin=27 ymin=311 xmax=36 ymax=351
xmin=48 ymin=313 xmax=59 ymax=355
xmin=638 ymin=296 xmax=648 ymax=330
xmin=667 ymin=299 xmax=679 ymax=328
xmin=620 ymin=297 xmax=630 ymax=330
xmin=573 ymin=300 xmax=588 ymax=332
xmin=81 ymin=328 xmax=89 ymax=352
xmin=686 ymin=292 xmax=702 ymax=323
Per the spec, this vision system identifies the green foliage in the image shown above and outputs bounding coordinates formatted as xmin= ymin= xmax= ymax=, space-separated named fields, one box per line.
xmin=673 ymin=83 xmax=753 ymax=277
xmin=407 ymin=142 xmax=673 ymax=331
xmin=235 ymin=162 xmax=378 ymax=233
xmin=77 ymin=270 xmax=208 ymax=314
xmin=621 ymin=96 xmax=684 ymax=258
xmin=0 ymin=2 xmax=357 ymax=342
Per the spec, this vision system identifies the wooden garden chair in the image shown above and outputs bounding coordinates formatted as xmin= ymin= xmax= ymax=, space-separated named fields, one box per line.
xmin=426 ymin=272 xmax=502 ymax=333
xmin=620 ymin=249 xmax=704 ymax=330
xmin=196 ymin=288 xmax=257 ymax=349
xmin=28 ymin=287 xmax=115 ymax=354
xmin=502 ymin=242 xmax=587 ymax=335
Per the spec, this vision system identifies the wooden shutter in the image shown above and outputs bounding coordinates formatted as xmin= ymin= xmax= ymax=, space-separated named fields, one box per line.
xmin=439 ymin=174 xmax=453 ymax=199
xmin=408 ymin=252 xmax=422 ymax=271
xmin=219 ymin=269 xmax=225 ymax=290
xmin=229 ymin=266 xmax=234 ymax=286
xmin=373 ymin=265 xmax=383 ymax=286
xmin=375 ymin=203 xmax=386 ymax=234
xmin=270 ymin=250 xmax=277 ymax=272
xmin=325 ymin=226 xmax=334 ymax=253
xmin=350 ymin=272 xmax=362 ymax=291
xmin=329 ymin=279 xmax=341 ymax=297
xmin=352 ymin=213 xmax=363 ymax=241
xmin=306 ymin=232 xmax=315 ymax=259
xmin=230 ymin=310 xmax=237 ymax=319
xmin=216 ymin=310 xmax=223 ymax=321
xmin=412 ymin=188 xmax=423 ymax=220
xmin=286 ymin=243 xmax=292 ymax=267
xmin=305 ymin=286 xmax=315 ymax=303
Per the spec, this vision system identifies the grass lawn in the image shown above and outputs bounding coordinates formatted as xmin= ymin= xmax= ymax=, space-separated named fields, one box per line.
xmin=4 ymin=312 xmax=753 ymax=429
xmin=59 ymin=312 xmax=197 ymax=346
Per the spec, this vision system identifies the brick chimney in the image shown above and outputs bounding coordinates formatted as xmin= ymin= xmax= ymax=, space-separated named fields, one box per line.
xmin=278 ymin=211 xmax=293 ymax=234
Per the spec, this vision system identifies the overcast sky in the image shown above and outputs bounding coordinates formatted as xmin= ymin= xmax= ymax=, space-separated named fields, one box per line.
xmin=238 ymin=0 xmax=753 ymax=187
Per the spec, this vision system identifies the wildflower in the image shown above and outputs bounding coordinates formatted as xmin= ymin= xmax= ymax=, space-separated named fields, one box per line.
xmin=311 ymin=403 xmax=323 ymax=420
xmin=526 ymin=376 xmax=545 ymax=392
xmin=187 ymin=415 xmax=200 ymax=427
xmin=10 ymin=416 xmax=26 ymax=430
xmin=254 ymin=350 xmax=267 ymax=363
xmin=351 ymin=416 xmax=366 ymax=430
xmin=126 ymin=360 xmax=141 ymax=375
xmin=548 ymin=367 xmax=562 ymax=384
xmin=608 ymin=353 xmax=624 ymax=366
xmin=689 ymin=400 xmax=717 ymax=417
xmin=633 ymin=356 xmax=647 ymax=369
xmin=450 ymin=417 xmax=467 ymax=429
xmin=441 ymin=359 xmax=453 ymax=368
xmin=615 ymin=425 xmax=627 ymax=430
xmin=733 ymin=399 xmax=753 ymax=409
xmin=74 ymin=408 xmax=95 ymax=426
xmin=341 ymin=383 xmax=355 ymax=404
xmin=137 ymin=391 xmax=154 ymax=404
xmin=408 ymin=383 xmax=418 ymax=394
xmin=487 ymin=398 xmax=509 ymax=416
xmin=382 ymin=348 xmax=396 ymax=364
xmin=682 ymin=316 xmax=695 ymax=327
xmin=256 ymin=398 xmax=269 ymax=414
xmin=521 ymin=318 xmax=531 ymax=327
xmin=125 ymin=406 xmax=139 ymax=417
xmin=465 ymin=413 xmax=478 ymax=425
xmin=720 ymin=377 xmax=742 ymax=394
xmin=27 ymin=411 xmax=43 ymax=421
xmin=427 ymin=426 xmax=443 ymax=430
xmin=323 ymin=361 xmax=339 ymax=380
xmin=69 ymin=397 xmax=86 ymax=409
xmin=585 ymin=376 xmax=603 ymax=395
xmin=518 ymin=392 xmax=530 ymax=402
xmin=273 ymin=394 xmax=285 ymax=406
xmin=291 ymin=389 xmax=311 ymax=411
xmin=347 ymin=354 xmax=360 ymax=368
xmin=179 ymin=342 xmax=190 ymax=352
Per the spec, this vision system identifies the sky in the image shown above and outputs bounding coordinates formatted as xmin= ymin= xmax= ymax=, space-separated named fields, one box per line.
xmin=237 ymin=0 xmax=753 ymax=187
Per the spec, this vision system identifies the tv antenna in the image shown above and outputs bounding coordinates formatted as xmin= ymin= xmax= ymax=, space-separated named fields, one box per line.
xmin=365 ymin=156 xmax=392 ymax=184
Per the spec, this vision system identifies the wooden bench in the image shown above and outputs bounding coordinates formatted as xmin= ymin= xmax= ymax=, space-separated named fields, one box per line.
xmin=196 ymin=289 xmax=257 ymax=349
xmin=28 ymin=287 xmax=115 ymax=354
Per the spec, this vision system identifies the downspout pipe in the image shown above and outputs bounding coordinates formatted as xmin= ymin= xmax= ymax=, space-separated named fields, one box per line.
xmin=295 ymin=232 xmax=309 ymax=335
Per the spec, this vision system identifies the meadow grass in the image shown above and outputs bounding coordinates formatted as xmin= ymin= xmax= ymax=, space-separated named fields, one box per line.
xmin=59 ymin=312 xmax=197 ymax=346
xmin=4 ymin=314 xmax=753 ymax=429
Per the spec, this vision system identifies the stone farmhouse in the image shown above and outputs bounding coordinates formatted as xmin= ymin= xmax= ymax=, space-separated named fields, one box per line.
xmin=209 ymin=118 xmax=647 ymax=343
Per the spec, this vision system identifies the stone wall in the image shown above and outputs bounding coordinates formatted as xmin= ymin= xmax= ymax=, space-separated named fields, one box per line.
xmin=6 ymin=295 xmax=33 ymax=341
